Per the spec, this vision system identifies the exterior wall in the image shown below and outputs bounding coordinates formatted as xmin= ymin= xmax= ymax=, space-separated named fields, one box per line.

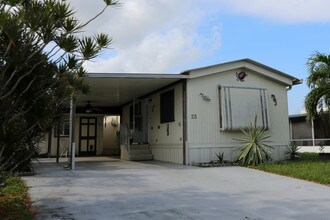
xmin=186 ymin=69 xmax=290 ymax=163
xmin=122 ymin=105 xmax=130 ymax=125
xmin=121 ymin=83 xmax=185 ymax=164
xmin=148 ymin=83 xmax=184 ymax=163
xmin=37 ymin=115 xmax=76 ymax=157
xmin=102 ymin=116 xmax=120 ymax=155
xmin=38 ymin=115 xmax=106 ymax=157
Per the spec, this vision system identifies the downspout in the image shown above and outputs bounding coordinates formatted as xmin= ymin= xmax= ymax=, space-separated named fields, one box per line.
xmin=182 ymin=80 xmax=187 ymax=165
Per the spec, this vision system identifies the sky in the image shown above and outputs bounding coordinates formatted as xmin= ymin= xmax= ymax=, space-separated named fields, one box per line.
xmin=67 ymin=0 xmax=330 ymax=115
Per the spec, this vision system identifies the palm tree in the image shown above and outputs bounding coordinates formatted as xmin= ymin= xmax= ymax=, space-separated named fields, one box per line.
xmin=305 ymin=52 xmax=330 ymax=119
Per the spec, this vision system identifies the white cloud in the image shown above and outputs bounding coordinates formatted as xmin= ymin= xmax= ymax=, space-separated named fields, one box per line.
xmin=218 ymin=0 xmax=330 ymax=23
xmin=86 ymin=27 xmax=221 ymax=73
xmin=65 ymin=0 xmax=330 ymax=73
xmin=66 ymin=0 xmax=221 ymax=73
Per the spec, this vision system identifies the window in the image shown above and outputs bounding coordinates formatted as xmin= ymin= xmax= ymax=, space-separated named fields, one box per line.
xmin=54 ymin=122 xmax=70 ymax=137
xmin=160 ymin=89 xmax=175 ymax=123
xmin=219 ymin=86 xmax=269 ymax=131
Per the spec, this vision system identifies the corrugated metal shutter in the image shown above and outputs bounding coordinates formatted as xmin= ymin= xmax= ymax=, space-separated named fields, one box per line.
xmin=219 ymin=86 xmax=269 ymax=131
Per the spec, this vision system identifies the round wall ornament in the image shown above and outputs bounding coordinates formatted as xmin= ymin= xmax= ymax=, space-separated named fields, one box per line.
xmin=236 ymin=71 xmax=247 ymax=81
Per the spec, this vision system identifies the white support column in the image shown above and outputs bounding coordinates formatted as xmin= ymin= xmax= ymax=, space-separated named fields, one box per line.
xmin=69 ymin=97 xmax=76 ymax=170
xmin=311 ymin=119 xmax=315 ymax=146
xmin=289 ymin=118 xmax=293 ymax=141
xmin=72 ymin=143 xmax=75 ymax=170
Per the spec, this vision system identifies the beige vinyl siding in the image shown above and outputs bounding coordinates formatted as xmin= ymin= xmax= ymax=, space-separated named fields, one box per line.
xmin=148 ymin=83 xmax=184 ymax=164
xmin=186 ymin=69 xmax=290 ymax=163
xmin=120 ymin=83 xmax=184 ymax=164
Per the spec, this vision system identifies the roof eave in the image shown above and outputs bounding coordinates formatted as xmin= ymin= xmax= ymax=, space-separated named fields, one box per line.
xmin=86 ymin=73 xmax=189 ymax=79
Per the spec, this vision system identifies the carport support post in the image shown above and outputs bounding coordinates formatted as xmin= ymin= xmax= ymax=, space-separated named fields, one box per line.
xmin=56 ymin=123 xmax=60 ymax=163
xmin=69 ymin=97 xmax=76 ymax=170
xmin=71 ymin=143 xmax=75 ymax=170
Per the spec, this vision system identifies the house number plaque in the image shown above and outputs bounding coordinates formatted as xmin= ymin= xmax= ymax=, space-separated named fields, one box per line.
xmin=191 ymin=114 xmax=197 ymax=119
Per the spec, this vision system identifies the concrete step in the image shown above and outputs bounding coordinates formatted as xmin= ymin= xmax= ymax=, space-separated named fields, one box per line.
xmin=121 ymin=144 xmax=153 ymax=161
xmin=129 ymin=149 xmax=151 ymax=155
xmin=130 ymin=144 xmax=150 ymax=150
xmin=128 ymin=154 xmax=153 ymax=161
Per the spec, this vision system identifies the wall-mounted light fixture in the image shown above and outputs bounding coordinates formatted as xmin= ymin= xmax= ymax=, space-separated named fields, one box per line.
xmin=200 ymin=93 xmax=211 ymax=101
xmin=111 ymin=117 xmax=119 ymax=127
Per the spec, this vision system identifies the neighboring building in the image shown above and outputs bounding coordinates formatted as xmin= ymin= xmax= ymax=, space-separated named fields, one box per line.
xmin=289 ymin=114 xmax=330 ymax=147
xmin=39 ymin=59 xmax=301 ymax=164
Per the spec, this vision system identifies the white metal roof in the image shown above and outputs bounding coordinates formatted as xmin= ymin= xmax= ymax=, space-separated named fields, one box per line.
xmin=181 ymin=58 xmax=302 ymax=86
xmin=77 ymin=59 xmax=301 ymax=108
xmin=76 ymin=73 xmax=188 ymax=107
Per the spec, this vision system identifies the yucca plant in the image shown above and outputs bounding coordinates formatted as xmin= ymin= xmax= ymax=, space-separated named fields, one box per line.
xmin=215 ymin=152 xmax=224 ymax=164
xmin=234 ymin=118 xmax=273 ymax=166
xmin=285 ymin=142 xmax=300 ymax=160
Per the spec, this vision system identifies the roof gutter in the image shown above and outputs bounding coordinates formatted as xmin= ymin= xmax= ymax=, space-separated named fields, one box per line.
xmin=287 ymin=78 xmax=303 ymax=91
xmin=293 ymin=78 xmax=303 ymax=85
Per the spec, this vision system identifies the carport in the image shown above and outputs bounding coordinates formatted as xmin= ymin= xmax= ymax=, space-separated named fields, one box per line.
xmin=64 ymin=73 xmax=188 ymax=169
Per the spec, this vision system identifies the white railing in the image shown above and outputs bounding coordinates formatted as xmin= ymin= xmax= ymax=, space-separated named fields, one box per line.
xmin=291 ymin=138 xmax=330 ymax=146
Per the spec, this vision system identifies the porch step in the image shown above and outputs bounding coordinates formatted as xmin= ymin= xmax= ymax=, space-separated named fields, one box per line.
xmin=129 ymin=149 xmax=151 ymax=155
xmin=128 ymin=154 xmax=153 ymax=161
xmin=121 ymin=144 xmax=153 ymax=161
xmin=129 ymin=144 xmax=150 ymax=150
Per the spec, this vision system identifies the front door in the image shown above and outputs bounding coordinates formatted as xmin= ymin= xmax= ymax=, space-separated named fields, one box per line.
xmin=79 ymin=117 xmax=97 ymax=156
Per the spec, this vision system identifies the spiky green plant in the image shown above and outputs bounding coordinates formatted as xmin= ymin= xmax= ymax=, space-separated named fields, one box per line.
xmin=234 ymin=120 xmax=273 ymax=166
xmin=215 ymin=152 xmax=224 ymax=164
xmin=0 ymin=0 xmax=117 ymax=180
xmin=285 ymin=142 xmax=300 ymax=160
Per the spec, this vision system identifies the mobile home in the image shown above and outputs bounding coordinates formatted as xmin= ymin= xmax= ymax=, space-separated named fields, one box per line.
xmin=40 ymin=59 xmax=301 ymax=164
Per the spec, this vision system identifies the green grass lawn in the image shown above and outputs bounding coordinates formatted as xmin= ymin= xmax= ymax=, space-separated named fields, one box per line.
xmin=0 ymin=177 xmax=34 ymax=220
xmin=256 ymin=153 xmax=330 ymax=186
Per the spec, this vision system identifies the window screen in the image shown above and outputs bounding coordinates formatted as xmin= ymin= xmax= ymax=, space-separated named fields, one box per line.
xmin=160 ymin=89 xmax=175 ymax=123
xmin=219 ymin=86 xmax=269 ymax=131
xmin=54 ymin=122 xmax=70 ymax=137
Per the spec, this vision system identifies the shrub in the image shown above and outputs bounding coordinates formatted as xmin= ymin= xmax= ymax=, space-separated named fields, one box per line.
xmin=285 ymin=142 xmax=300 ymax=160
xmin=234 ymin=119 xmax=273 ymax=166
xmin=215 ymin=152 xmax=224 ymax=164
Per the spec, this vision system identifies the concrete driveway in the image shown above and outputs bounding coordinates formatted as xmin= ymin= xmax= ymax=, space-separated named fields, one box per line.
xmin=23 ymin=157 xmax=330 ymax=220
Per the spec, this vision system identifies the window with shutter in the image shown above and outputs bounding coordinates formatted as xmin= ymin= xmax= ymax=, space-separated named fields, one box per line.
xmin=219 ymin=86 xmax=269 ymax=131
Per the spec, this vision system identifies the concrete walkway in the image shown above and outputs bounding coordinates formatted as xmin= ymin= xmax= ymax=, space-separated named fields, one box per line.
xmin=23 ymin=157 xmax=330 ymax=220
